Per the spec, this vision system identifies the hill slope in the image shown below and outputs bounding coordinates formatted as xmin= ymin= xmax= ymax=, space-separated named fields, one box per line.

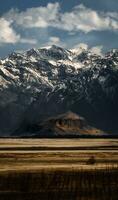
xmin=14 ymin=112 xmax=104 ymax=137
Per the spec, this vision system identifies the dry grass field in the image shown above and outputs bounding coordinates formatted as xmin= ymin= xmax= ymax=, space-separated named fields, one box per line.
xmin=0 ymin=139 xmax=118 ymax=200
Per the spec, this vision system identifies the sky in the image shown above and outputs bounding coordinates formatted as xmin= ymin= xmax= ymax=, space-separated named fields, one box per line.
xmin=0 ymin=0 xmax=118 ymax=57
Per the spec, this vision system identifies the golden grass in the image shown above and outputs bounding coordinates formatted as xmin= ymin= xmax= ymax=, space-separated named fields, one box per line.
xmin=0 ymin=139 xmax=117 ymax=199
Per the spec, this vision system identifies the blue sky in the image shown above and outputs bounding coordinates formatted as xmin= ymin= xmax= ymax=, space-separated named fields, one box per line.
xmin=0 ymin=0 xmax=118 ymax=57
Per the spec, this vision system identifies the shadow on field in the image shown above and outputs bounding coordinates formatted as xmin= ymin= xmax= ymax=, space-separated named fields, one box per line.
xmin=0 ymin=167 xmax=118 ymax=200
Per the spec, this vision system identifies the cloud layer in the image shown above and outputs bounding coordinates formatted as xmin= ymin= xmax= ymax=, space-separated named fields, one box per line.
xmin=0 ymin=2 xmax=118 ymax=46
xmin=60 ymin=4 xmax=118 ymax=33
xmin=5 ymin=3 xmax=118 ymax=33
xmin=73 ymin=43 xmax=103 ymax=55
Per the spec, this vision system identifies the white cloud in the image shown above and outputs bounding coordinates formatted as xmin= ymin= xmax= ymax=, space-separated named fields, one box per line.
xmin=1 ymin=3 xmax=117 ymax=48
xmin=20 ymin=38 xmax=37 ymax=44
xmin=47 ymin=37 xmax=60 ymax=45
xmin=0 ymin=17 xmax=37 ymax=45
xmin=73 ymin=43 xmax=103 ymax=55
xmin=73 ymin=43 xmax=88 ymax=50
xmin=0 ymin=18 xmax=20 ymax=44
xmin=49 ymin=36 xmax=60 ymax=43
xmin=4 ymin=3 xmax=118 ymax=33
xmin=5 ymin=3 xmax=60 ymax=28
xmin=44 ymin=36 xmax=66 ymax=48
xmin=90 ymin=45 xmax=103 ymax=55
xmin=59 ymin=4 xmax=118 ymax=33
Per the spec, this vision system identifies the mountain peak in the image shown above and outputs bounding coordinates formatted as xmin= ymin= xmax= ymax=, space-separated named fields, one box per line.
xmin=26 ymin=48 xmax=39 ymax=56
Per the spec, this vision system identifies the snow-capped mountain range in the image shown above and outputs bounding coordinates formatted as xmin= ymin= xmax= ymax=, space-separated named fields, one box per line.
xmin=0 ymin=45 xmax=118 ymax=136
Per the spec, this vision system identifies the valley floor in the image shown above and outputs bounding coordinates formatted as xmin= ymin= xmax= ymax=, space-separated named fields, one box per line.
xmin=0 ymin=139 xmax=118 ymax=199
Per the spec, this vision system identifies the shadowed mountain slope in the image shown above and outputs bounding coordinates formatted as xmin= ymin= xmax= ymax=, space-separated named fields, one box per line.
xmin=0 ymin=46 xmax=118 ymax=136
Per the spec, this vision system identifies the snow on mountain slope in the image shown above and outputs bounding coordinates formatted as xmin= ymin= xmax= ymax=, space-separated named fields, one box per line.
xmin=0 ymin=45 xmax=118 ymax=135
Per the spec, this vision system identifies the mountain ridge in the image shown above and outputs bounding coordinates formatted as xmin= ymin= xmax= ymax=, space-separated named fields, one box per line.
xmin=0 ymin=45 xmax=118 ymax=136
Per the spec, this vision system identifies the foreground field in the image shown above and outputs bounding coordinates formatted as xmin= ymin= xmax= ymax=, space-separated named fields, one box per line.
xmin=0 ymin=139 xmax=118 ymax=200
xmin=0 ymin=167 xmax=118 ymax=200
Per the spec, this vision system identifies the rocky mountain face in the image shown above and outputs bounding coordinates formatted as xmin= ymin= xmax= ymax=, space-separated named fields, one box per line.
xmin=15 ymin=112 xmax=103 ymax=137
xmin=0 ymin=45 xmax=118 ymax=136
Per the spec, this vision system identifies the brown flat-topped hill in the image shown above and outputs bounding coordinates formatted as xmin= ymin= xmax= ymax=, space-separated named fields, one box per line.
xmin=27 ymin=112 xmax=104 ymax=137
xmin=53 ymin=111 xmax=82 ymax=120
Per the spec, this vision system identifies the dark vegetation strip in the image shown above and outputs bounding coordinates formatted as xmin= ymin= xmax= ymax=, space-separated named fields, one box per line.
xmin=1 ymin=135 xmax=118 ymax=139
xmin=0 ymin=167 xmax=117 ymax=200
xmin=0 ymin=146 xmax=118 ymax=151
